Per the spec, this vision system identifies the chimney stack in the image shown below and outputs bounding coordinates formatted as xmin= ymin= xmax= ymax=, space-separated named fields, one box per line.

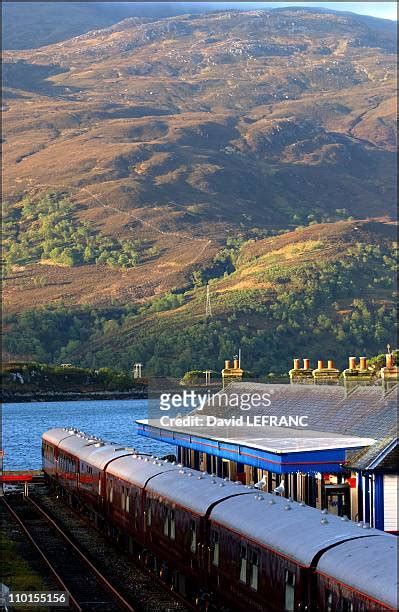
xmin=343 ymin=355 xmax=372 ymax=383
xmin=313 ymin=358 xmax=340 ymax=384
xmin=381 ymin=352 xmax=398 ymax=383
xmin=289 ymin=357 xmax=313 ymax=383
xmin=349 ymin=356 xmax=357 ymax=370
xmin=222 ymin=356 xmax=243 ymax=389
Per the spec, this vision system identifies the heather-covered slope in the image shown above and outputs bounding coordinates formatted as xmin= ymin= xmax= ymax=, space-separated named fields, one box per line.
xmin=4 ymin=220 xmax=397 ymax=375
xmin=2 ymin=8 xmax=397 ymax=372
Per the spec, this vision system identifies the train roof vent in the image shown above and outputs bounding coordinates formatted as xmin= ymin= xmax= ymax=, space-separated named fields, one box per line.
xmin=321 ymin=518 xmax=329 ymax=525
xmin=95 ymin=442 xmax=105 ymax=447
xmin=268 ymin=499 xmax=276 ymax=505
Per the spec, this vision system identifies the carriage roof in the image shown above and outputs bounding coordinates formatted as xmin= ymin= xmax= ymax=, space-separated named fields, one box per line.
xmin=210 ymin=492 xmax=386 ymax=567
xmin=317 ymin=534 xmax=398 ymax=609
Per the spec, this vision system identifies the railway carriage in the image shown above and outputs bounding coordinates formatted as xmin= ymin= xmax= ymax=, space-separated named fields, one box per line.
xmin=104 ymin=453 xmax=181 ymax=549
xmin=143 ymin=470 xmax=254 ymax=600
xmin=208 ymin=494 xmax=395 ymax=611
xmin=42 ymin=428 xmax=87 ymax=490
xmin=42 ymin=429 xmax=398 ymax=612
xmin=315 ymin=535 xmax=398 ymax=611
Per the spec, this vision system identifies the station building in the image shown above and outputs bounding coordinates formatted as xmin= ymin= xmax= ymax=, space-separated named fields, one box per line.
xmin=137 ymin=357 xmax=398 ymax=533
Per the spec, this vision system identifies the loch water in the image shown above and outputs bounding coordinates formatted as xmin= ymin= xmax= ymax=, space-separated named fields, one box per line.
xmin=1 ymin=399 xmax=173 ymax=471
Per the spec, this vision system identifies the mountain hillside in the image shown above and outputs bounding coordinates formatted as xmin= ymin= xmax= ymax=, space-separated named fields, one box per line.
xmin=4 ymin=220 xmax=397 ymax=374
xmin=2 ymin=2 xmax=220 ymax=50
xmin=2 ymin=7 xmax=397 ymax=372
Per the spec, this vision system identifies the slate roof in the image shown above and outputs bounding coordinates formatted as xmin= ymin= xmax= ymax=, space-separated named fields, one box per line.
xmin=346 ymin=434 xmax=398 ymax=470
xmin=188 ymin=383 xmax=398 ymax=469
xmin=192 ymin=382 xmax=397 ymax=437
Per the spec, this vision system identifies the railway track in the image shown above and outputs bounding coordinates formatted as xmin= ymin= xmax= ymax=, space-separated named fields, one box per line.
xmin=2 ymin=493 xmax=135 ymax=611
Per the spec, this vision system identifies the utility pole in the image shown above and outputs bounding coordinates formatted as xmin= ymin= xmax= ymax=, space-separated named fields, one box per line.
xmin=133 ymin=363 xmax=143 ymax=379
xmin=205 ymin=283 xmax=212 ymax=318
xmin=204 ymin=370 xmax=212 ymax=385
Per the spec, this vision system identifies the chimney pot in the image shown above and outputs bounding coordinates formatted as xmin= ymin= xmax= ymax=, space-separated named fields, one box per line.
xmin=303 ymin=358 xmax=310 ymax=370
xmin=293 ymin=358 xmax=300 ymax=370
xmin=233 ymin=358 xmax=239 ymax=369
xmin=224 ymin=360 xmax=231 ymax=370
xmin=359 ymin=356 xmax=367 ymax=370
xmin=327 ymin=359 xmax=334 ymax=370
xmin=386 ymin=353 xmax=393 ymax=369
xmin=349 ymin=356 xmax=357 ymax=370
xmin=317 ymin=360 xmax=324 ymax=370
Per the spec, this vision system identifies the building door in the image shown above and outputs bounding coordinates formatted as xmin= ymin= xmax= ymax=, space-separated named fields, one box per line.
xmin=383 ymin=475 xmax=398 ymax=532
xmin=323 ymin=483 xmax=350 ymax=517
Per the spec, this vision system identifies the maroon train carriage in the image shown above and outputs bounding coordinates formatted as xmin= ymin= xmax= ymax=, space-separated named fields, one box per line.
xmin=208 ymin=494 xmax=398 ymax=611
xmin=104 ymin=453 xmax=181 ymax=548
xmin=142 ymin=468 xmax=254 ymax=597
xmin=42 ymin=429 xmax=398 ymax=611
xmin=316 ymin=535 xmax=398 ymax=611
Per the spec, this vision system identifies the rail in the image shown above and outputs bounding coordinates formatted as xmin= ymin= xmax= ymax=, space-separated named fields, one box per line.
xmin=2 ymin=494 xmax=135 ymax=611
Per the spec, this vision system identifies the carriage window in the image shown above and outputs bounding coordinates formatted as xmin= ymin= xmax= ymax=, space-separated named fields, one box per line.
xmin=126 ymin=489 xmax=130 ymax=513
xmin=212 ymin=531 xmax=219 ymax=566
xmin=163 ymin=507 xmax=176 ymax=539
xmin=163 ymin=507 xmax=169 ymax=536
xmin=170 ymin=509 xmax=175 ymax=540
xmin=147 ymin=501 xmax=152 ymax=526
xmin=249 ymin=551 xmax=259 ymax=591
xmin=342 ymin=599 xmax=353 ymax=612
xmin=239 ymin=545 xmax=247 ymax=583
xmin=326 ymin=591 xmax=333 ymax=612
xmin=121 ymin=486 xmax=125 ymax=511
xmin=190 ymin=520 xmax=197 ymax=553
xmin=284 ymin=570 xmax=295 ymax=611
xmin=109 ymin=484 xmax=114 ymax=503
xmin=98 ymin=478 xmax=102 ymax=496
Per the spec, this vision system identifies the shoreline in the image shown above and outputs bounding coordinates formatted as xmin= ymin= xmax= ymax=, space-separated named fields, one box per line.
xmin=1 ymin=390 xmax=148 ymax=403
